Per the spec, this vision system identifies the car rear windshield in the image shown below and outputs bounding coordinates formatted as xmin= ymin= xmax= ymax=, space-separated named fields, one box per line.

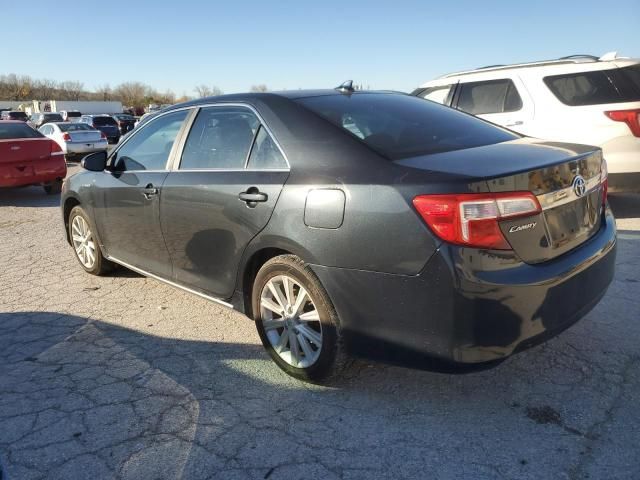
xmin=44 ymin=114 xmax=63 ymax=121
xmin=0 ymin=123 xmax=44 ymax=139
xmin=66 ymin=111 xmax=81 ymax=117
xmin=296 ymin=93 xmax=519 ymax=159
xmin=114 ymin=114 xmax=134 ymax=121
xmin=544 ymin=65 xmax=640 ymax=106
xmin=59 ymin=123 xmax=93 ymax=132
xmin=92 ymin=116 xmax=117 ymax=126
xmin=8 ymin=112 xmax=28 ymax=120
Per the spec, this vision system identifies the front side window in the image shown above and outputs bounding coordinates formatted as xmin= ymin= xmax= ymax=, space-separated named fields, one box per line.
xmin=180 ymin=106 xmax=259 ymax=169
xmin=456 ymin=79 xmax=523 ymax=115
xmin=297 ymin=93 xmax=518 ymax=160
xmin=113 ymin=109 xmax=188 ymax=171
xmin=246 ymin=126 xmax=287 ymax=169
xmin=544 ymin=65 xmax=640 ymax=106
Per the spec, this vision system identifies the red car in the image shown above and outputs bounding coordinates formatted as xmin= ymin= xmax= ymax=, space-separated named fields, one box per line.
xmin=0 ymin=121 xmax=67 ymax=194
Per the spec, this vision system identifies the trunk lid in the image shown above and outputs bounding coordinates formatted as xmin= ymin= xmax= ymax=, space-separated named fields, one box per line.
xmin=0 ymin=138 xmax=52 ymax=165
xmin=397 ymin=138 xmax=606 ymax=263
xmin=68 ymin=130 xmax=102 ymax=143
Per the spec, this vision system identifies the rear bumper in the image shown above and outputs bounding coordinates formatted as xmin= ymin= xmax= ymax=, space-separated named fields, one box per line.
xmin=608 ymin=172 xmax=640 ymax=193
xmin=310 ymin=207 xmax=617 ymax=365
xmin=65 ymin=140 xmax=108 ymax=156
xmin=0 ymin=157 xmax=67 ymax=187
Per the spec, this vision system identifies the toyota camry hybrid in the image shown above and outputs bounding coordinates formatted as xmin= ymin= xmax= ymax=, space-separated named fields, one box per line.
xmin=61 ymin=88 xmax=616 ymax=381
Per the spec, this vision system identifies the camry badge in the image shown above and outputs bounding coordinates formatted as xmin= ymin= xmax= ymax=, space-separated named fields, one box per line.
xmin=509 ymin=222 xmax=537 ymax=233
xmin=572 ymin=175 xmax=586 ymax=197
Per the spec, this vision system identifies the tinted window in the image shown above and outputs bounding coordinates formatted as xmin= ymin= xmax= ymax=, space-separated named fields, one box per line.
xmin=0 ymin=123 xmax=43 ymax=139
xmin=59 ymin=123 xmax=93 ymax=132
xmin=544 ymin=65 xmax=640 ymax=106
xmin=113 ymin=110 xmax=188 ymax=171
xmin=297 ymin=93 xmax=518 ymax=160
xmin=418 ymin=85 xmax=453 ymax=105
xmin=44 ymin=114 xmax=63 ymax=122
xmin=457 ymin=79 xmax=522 ymax=114
xmin=66 ymin=111 xmax=81 ymax=118
xmin=8 ymin=111 xmax=28 ymax=120
xmin=92 ymin=116 xmax=118 ymax=126
xmin=113 ymin=114 xmax=134 ymax=121
xmin=180 ymin=106 xmax=259 ymax=169
xmin=246 ymin=126 xmax=287 ymax=169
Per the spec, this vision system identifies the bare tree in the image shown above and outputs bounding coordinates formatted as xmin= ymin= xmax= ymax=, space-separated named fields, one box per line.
xmin=95 ymin=84 xmax=112 ymax=101
xmin=250 ymin=84 xmax=268 ymax=93
xmin=194 ymin=85 xmax=223 ymax=98
xmin=3 ymin=74 xmax=33 ymax=100
xmin=60 ymin=81 xmax=84 ymax=100
xmin=34 ymin=78 xmax=57 ymax=99
xmin=113 ymin=82 xmax=148 ymax=108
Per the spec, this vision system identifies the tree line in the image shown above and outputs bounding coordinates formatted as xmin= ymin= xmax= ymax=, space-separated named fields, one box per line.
xmin=0 ymin=73 xmax=271 ymax=107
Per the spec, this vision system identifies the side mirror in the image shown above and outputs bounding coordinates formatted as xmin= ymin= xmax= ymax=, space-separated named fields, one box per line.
xmin=81 ymin=151 xmax=107 ymax=172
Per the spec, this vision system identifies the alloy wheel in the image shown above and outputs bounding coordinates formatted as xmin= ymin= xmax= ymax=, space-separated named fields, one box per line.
xmin=259 ymin=275 xmax=323 ymax=368
xmin=71 ymin=215 xmax=96 ymax=269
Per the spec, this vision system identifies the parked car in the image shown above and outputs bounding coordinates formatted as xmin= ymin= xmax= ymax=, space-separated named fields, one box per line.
xmin=1 ymin=111 xmax=29 ymax=122
xmin=133 ymin=111 xmax=156 ymax=129
xmin=61 ymin=110 xmax=82 ymax=122
xmin=61 ymin=89 xmax=615 ymax=381
xmin=412 ymin=52 xmax=640 ymax=192
xmin=29 ymin=112 xmax=64 ymax=129
xmin=80 ymin=114 xmax=120 ymax=143
xmin=0 ymin=121 xmax=66 ymax=194
xmin=111 ymin=113 xmax=136 ymax=135
xmin=39 ymin=122 xmax=108 ymax=162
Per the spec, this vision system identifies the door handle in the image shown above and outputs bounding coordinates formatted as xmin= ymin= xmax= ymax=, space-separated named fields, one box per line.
xmin=506 ymin=120 xmax=524 ymax=127
xmin=239 ymin=187 xmax=268 ymax=207
xmin=142 ymin=184 xmax=159 ymax=199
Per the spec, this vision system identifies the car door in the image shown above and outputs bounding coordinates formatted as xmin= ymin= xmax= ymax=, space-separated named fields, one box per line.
xmin=160 ymin=104 xmax=289 ymax=299
xmin=453 ymin=77 xmax=533 ymax=132
xmin=91 ymin=108 xmax=191 ymax=277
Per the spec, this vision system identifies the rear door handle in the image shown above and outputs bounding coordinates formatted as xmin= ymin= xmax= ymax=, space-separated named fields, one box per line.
xmin=239 ymin=188 xmax=268 ymax=207
xmin=142 ymin=184 xmax=158 ymax=199
xmin=506 ymin=120 xmax=524 ymax=127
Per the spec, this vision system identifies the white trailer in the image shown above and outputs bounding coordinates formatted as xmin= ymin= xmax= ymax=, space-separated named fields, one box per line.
xmin=36 ymin=100 xmax=123 ymax=115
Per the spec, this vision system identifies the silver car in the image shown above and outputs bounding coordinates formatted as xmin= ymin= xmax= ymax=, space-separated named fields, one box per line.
xmin=38 ymin=122 xmax=108 ymax=161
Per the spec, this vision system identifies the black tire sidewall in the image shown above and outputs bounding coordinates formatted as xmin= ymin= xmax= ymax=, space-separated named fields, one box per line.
xmin=252 ymin=257 xmax=340 ymax=381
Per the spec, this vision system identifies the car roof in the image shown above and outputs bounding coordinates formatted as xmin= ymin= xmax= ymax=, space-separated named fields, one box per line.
xmin=0 ymin=120 xmax=24 ymax=123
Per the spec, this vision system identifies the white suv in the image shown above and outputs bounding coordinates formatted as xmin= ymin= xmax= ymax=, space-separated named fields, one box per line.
xmin=413 ymin=53 xmax=640 ymax=192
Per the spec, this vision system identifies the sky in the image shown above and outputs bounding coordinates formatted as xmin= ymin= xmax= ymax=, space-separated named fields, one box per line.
xmin=2 ymin=0 xmax=639 ymax=96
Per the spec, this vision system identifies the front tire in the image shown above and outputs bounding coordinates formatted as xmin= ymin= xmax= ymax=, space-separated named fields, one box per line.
xmin=68 ymin=205 xmax=113 ymax=275
xmin=252 ymin=255 xmax=349 ymax=382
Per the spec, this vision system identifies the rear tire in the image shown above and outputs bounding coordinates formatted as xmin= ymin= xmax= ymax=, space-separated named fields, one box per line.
xmin=68 ymin=205 xmax=113 ymax=275
xmin=43 ymin=180 xmax=62 ymax=195
xmin=252 ymin=254 xmax=350 ymax=382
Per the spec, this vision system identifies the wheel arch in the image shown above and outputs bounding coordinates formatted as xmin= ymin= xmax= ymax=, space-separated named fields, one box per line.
xmin=62 ymin=196 xmax=81 ymax=244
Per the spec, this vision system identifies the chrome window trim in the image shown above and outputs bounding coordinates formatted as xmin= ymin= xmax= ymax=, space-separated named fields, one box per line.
xmin=536 ymin=175 xmax=602 ymax=210
xmin=106 ymin=255 xmax=234 ymax=309
xmin=172 ymin=102 xmax=291 ymax=171
xmin=175 ymin=168 xmax=290 ymax=173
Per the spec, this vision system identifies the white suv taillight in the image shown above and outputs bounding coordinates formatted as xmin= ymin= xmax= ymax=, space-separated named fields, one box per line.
xmin=604 ymin=109 xmax=640 ymax=137
xmin=413 ymin=192 xmax=541 ymax=250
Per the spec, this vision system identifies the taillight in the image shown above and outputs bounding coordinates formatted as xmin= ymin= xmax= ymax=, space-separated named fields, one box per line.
xmin=605 ymin=109 xmax=640 ymax=137
xmin=413 ymin=192 xmax=541 ymax=250
xmin=100 ymin=132 xmax=106 ymax=139
xmin=601 ymin=158 xmax=608 ymax=206
xmin=62 ymin=132 xmax=72 ymax=142
xmin=50 ymin=140 xmax=64 ymax=157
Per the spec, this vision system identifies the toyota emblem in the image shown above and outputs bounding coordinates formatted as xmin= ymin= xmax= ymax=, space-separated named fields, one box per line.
xmin=572 ymin=175 xmax=587 ymax=197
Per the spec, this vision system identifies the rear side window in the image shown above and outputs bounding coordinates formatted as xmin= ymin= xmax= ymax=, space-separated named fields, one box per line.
xmin=296 ymin=93 xmax=518 ymax=160
xmin=544 ymin=65 xmax=640 ymax=106
xmin=180 ymin=106 xmax=259 ymax=169
xmin=456 ymin=79 xmax=523 ymax=115
xmin=92 ymin=116 xmax=118 ymax=126
xmin=0 ymin=123 xmax=44 ymax=139
xmin=246 ymin=126 xmax=288 ymax=169
xmin=416 ymin=85 xmax=454 ymax=105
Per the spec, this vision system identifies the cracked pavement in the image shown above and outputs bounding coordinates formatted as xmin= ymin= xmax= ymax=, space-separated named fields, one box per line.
xmin=1 ymin=166 xmax=639 ymax=479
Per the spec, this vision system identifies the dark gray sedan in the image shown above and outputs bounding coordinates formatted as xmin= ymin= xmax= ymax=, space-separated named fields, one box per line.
xmin=61 ymin=89 xmax=616 ymax=381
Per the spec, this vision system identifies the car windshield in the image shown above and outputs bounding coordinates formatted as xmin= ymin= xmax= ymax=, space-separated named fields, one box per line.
xmin=92 ymin=116 xmax=117 ymax=126
xmin=0 ymin=122 xmax=44 ymax=139
xmin=59 ymin=123 xmax=94 ymax=132
xmin=296 ymin=93 xmax=519 ymax=160
xmin=544 ymin=64 xmax=640 ymax=106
